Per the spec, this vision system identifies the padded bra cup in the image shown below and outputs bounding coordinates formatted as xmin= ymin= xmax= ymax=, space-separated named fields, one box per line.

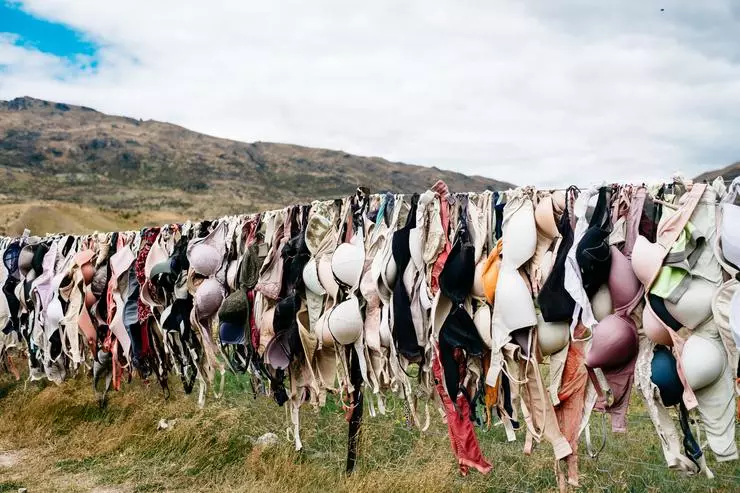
xmin=587 ymin=313 xmax=638 ymax=369
xmin=194 ymin=278 xmax=224 ymax=318
xmin=608 ymin=247 xmax=641 ymax=309
xmin=317 ymin=256 xmax=339 ymax=298
xmin=534 ymin=195 xmax=559 ymax=239
xmin=663 ymin=277 xmax=715 ymax=330
xmin=46 ymin=297 xmax=64 ymax=329
xmin=650 ymin=347 xmax=683 ymax=407
xmin=681 ymin=334 xmax=725 ymax=391
xmin=496 ymin=265 xmax=537 ymax=332
xmin=473 ymin=304 xmax=492 ymax=348
xmin=503 ymin=204 xmax=537 ymax=269
xmin=328 ymin=296 xmax=363 ymax=345
xmin=189 ymin=244 xmax=221 ymax=277
xmin=631 ymin=235 xmax=668 ymax=287
xmin=332 ymin=237 xmax=364 ymax=287
xmin=81 ymin=263 xmax=95 ymax=284
xmin=536 ymin=313 xmax=569 ymax=356
xmin=642 ymin=302 xmax=674 ymax=346
xmin=590 ymin=284 xmax=613 ymax=322
xmin=219 ymin=321 xmax=245 ymax=345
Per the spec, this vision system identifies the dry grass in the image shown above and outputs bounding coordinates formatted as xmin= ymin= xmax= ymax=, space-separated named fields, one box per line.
xmin=0 ymin=201 xmax=185 ymax=236
xmin=0 ymin=368 xmax=738 ymax=492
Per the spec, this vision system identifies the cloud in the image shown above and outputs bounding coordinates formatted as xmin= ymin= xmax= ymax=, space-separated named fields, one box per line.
xmin=1 ymin=0 xmax=740 ymax=186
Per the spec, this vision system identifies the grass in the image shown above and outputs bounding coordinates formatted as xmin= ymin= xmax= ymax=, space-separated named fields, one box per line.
xmin=0 ymin=369 xmax=738 ymax=492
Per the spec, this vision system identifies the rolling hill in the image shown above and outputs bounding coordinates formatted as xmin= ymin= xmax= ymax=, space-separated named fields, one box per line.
xmin=0 ymin=96 xmax=512 ymax=235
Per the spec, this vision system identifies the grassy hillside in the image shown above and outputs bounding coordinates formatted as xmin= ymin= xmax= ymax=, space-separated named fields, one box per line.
xmin=0 ymin=96 xmax=513 ymax=232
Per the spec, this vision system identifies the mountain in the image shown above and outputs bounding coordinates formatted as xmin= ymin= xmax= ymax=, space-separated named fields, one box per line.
xmin=0 ymin=96 xmax=512 ymax=235
xmin=695 ymin=161 xmax=740 ymax=183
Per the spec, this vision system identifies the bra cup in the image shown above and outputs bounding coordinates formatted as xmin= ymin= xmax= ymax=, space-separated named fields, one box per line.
xmin=481 ymin=239 xmax=503 ymax=304
xmin=721 ymin=203 xmax=740 ymax=267
xmin=503 ymin=203 xmax=537 ymax=268
xmin=473 ymin=304 xmax=492 ymax=349
xmin=45 ymin=297 xmax=64 ymax=330
xmin=328 ymin=296 xmax=363 ymax=345
xmin=265 ymin=331 xmax=291 ymax=370
xmin=534 ymin=196 xmax=559 ymax=239
xmin=472 ymin=259 xmax=486 ymax=299
xmin=84 ymin=289 xmax=96 ymax=309
xmin=189 ymin=244 xmax=221 ymax=277
xmin=317 ymin=256 xmax=339 ymax=300
xmin=586 ymin=314 xmax=638 ymax=369
xmin=631 ymin=236 xmax=665 ymax=287
xmin=225 ymin=260 xmax=240 ymax=291
xmin=536 ymin=312 xmax=569 ymax=356
xmin=332 ymin=240 xmax=365 ymax=287
xmin=81 ymin=263 xmax=95 ymax=284
xmin=551 ymin=190 xmax=566 ymax=211
xmin=194 ymin=278 xmax=225 ymax=319
xmin=358 ymin=264 xmax=374 ymax=301
xmin=608 ymin=247 xmax=641 ymax=309
xmin=681 ymin=334 xmax=725 ymax=391
xmin=303 ymin=259 xmax=326 ymax=295
xmin=384 ymin=255 xmax=398 ymax=290
xmin=496 ymin=265 xmax=537 ymax=332
xmin=664 ymin=278 xmax=715 ymax=330
xmin=259 ymin=306 xmax=276 ymax=354
xmin=409 ymin=228 xmax=424 ymax=270
xmin=591 ymin=284 xmax=613 ymax=322
xmin=315 ymin=311 xmax=334 ymax=348
xmin=643 ymin=303 xmax=673 ymax=346
xmin=651 ymin=348 xmax=683 ymax=407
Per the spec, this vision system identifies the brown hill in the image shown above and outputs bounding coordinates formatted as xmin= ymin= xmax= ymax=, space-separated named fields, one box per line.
xmin=695 ymin=161 xmax=740 ymax=183
xmin=0 ymin=96 xmax=512 ymax=233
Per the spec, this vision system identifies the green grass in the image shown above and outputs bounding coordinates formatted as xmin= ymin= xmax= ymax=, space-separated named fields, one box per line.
xmin=0 ymin=370 xmax=738 ymax=492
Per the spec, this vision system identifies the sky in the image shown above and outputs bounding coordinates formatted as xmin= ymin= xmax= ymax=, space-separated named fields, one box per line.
xmin=1 ymin=0 xmax=739 ymax=186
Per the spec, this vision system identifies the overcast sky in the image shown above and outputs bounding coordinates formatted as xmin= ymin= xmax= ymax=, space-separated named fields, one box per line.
xmin=1 ymin=0 xmax=739 ymax=186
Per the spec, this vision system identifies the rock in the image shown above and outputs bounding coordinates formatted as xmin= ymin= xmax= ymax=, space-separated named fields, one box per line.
xmin=18 ymin=488 xmax=27 ymax=493
xmin=254 ymin=432 xmax=279 ymax=447
xmin=157 ymin=418 xmax=177 ymax=431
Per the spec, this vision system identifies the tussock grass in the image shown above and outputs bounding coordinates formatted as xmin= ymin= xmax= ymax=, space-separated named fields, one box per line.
xmin=1 ymin=371 xmax=738 ymax=492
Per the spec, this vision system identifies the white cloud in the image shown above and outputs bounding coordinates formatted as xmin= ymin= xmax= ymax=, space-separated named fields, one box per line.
xmin=1 ymin=0 xmax=740 ymax=186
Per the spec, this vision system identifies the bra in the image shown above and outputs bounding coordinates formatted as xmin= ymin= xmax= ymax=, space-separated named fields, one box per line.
xmin=587 ymin=244 xmax=642 ymax=370
xmin=538 ymin=187 xmax=578 ymax=322
xmin=632 ymin=184 xmax=707 ymax=345
xmin=576 ymin=187 xmax=612 ymax=298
